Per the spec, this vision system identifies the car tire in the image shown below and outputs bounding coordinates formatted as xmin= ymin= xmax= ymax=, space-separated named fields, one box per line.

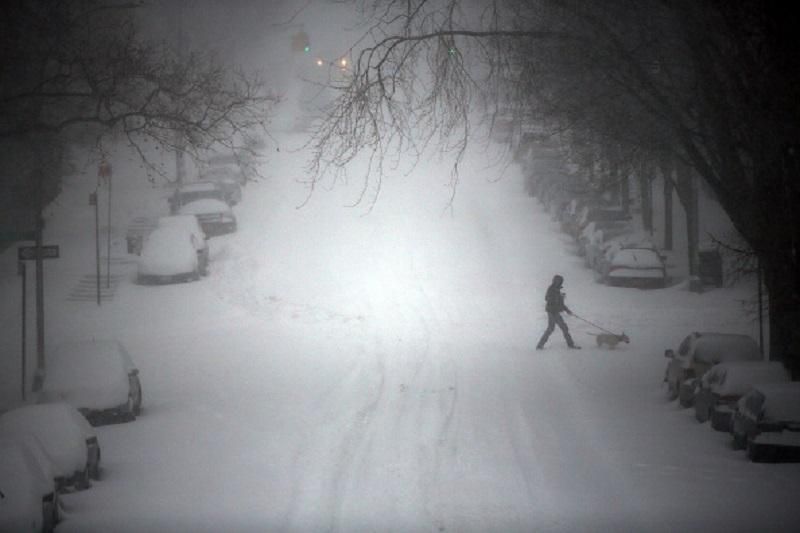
xmin=695 ymin=403 xmax=709 ymax=423
xmin=76 ymin=465 xmax=92 ymax=489
xmin=679 ymin=384 xmax=695 ymax=408
xmin=665 ymin=379 xmax=678 ymax=401
xmin=732 ymin=431 xmax=746 ymax=451
xmin=89 ymin=456 xmax=101 ymax=481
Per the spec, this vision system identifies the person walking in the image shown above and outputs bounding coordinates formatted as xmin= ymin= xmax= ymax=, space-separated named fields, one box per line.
xmin=536 ymin=274 xmax=580 ymax=350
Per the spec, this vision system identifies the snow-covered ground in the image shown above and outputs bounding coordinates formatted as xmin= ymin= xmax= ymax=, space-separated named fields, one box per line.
xmin=1 ymin=125 xmax=799 ymax=532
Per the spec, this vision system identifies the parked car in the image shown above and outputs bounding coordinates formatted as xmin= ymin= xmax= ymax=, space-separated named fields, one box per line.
xmin=157 ymin=214 xmax=209 ymax=275
xmin=581 ymin=220 xmax=634 ymax=266
xmin=198 ymin=177 xmax=241 ymax=205
xmin=663 ymin=332 xmax=762 ymax=402
xmin=179 ymin=198 xmax=237 ymax=237
xmin=201 ymin=154 xmax=247 ymax=185
xmin=593 ymin=232 xmax=657 ymax=278
xmin=0 ymin=438 xmax=59 ymax=532
xmin=597 ymin=246 xmax=667 ymax=289
xmin=694 ymin=361 xmax=790 ymax=430
xmin=561 ymin=198 xmax=612 ymax=237
xmin=137 ymin=225 xmax=201 ymax=284
xmin=168 ymin=182 xmax=227 ymax=214
xmin=0 ymin=403 xmax=101 ymax=490
xmin=39 ymin=339 xmax=142 ymax=426
xmin=731 ymin=383 xmax=800 ymax=462
xmin=572 ymin=206 xmax=630 ymax=240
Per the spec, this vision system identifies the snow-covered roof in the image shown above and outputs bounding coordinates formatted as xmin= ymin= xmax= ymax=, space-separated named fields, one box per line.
xmin=41 ymin=339 xmax=136 ymax=410
xmin=158 ymin=215 xmax=207 ymax=243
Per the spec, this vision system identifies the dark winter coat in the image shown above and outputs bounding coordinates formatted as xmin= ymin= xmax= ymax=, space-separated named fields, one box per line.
xmin=545 ymin=280 xmax=571 ymax=314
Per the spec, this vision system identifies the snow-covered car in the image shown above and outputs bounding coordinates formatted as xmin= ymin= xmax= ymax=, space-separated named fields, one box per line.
xmin=693 ymin=361 xmax=790 ymax=430
xmin=573 ymin=206 xmax=630 ymax=240
xmin=168 ymin=182 xmax=227 ymax=214
xmin=137 ymin=225 xmax=201 ymax=284
xmin=0 ymin=438 xmax=59 ymax=532
xmin=0 ymin=403 xmax=101 ymax=490
xmin=731 ymin=383 xmax=800 ymax=462
xmin=581 ymin=220 xmax=634 ymax=267
xmin=39 ymin=339 xmax=143 ymax=426
xmin=198 ymin=178 xmax=241 ymax=205
xmin=599 ymin=246 xmax=667 ymax=289
xmin=178 ymin=198 xmax=237 ymax=237
xmin=663 ymin=332 xmax=762 ymax=402
xmin=158 ymin=214 xmax=209 ymax=275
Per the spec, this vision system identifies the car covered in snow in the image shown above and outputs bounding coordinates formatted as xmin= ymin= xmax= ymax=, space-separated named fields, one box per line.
xmin=167 ymin=181 xmax=228 ymax=214
xmin=731 ymin=383 xmax=800 ymax=462
xmin=663 ymin=332 xmax=762 ymax=402
xmin=693 ymin=361 xmax=790 ymax=431
xmin=39 ymin=339 xmax=143 ymax=426
xmin=157 ymin=214 xmax=209 ymax=275
xmin=178 ymin=198 xmax=237 ymax=237
xmin=572 ymin=206 xmax=630 ymax=240
xmin=597 ymin=246 xmax=667 ymax=289
xmin=198 ymin=177 xmax=241 ymax=205
xmin=0 ymin=403 xmax=101 ymax=491
xmin=0 ymin=438 xmax=60 ymax=532
xmin=581 ymin=219 xmax=634 ymax=267
xmin=137 ymin=225 xmax=201 ymax=284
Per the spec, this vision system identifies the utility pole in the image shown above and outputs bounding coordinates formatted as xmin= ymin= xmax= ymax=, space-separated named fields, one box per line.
xmin=32 ymin=170 xmax=45 ymax=392
xmin=19 ymin=260 xmax=26 ymax=401
xmin=98 ymin=160 xmax=112 ymax=288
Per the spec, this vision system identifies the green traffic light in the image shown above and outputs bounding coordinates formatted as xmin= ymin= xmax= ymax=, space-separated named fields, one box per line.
xmin=304 ymin=45 xmax=310 ymax=53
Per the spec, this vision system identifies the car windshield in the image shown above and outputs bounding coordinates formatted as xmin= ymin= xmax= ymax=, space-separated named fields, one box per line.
xmin=611 ymin=248 xmax=662 ymax=268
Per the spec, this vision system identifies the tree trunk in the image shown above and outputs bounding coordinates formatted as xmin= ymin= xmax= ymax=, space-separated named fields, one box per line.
xmin=639 ymin=160 xmax=654 ymax=234
xmin=620 ymin=166 xmax=630 ymax=214
xmin=763 ymin=253 xmax=800 ymax=378
xmin=659 ymin=154 xmax=674 ymax=251
xmin=676 ymin=159 xmax=700 ymax=288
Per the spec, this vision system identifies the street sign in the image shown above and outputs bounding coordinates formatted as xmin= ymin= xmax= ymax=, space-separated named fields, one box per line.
xmin=18 ymin=245 xmax=59 ymax=261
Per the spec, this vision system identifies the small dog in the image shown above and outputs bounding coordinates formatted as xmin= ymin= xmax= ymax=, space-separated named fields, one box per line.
xmin=592 ymin=332 xmax=630 ymax=349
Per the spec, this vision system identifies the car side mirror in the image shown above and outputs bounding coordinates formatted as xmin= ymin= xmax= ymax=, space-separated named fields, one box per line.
xmin=664 ymin=349 xmax=675 ymax=359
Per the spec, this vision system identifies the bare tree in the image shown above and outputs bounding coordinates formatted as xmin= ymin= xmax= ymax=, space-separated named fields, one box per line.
xmin=0 ymin=0 xmax=276 ymax=188
xmin=312 ymin=0 xmax=800 ymax=373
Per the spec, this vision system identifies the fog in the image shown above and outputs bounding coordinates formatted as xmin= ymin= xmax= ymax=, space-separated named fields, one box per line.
xmin=2 ymin=2 xmax=799 ymax=532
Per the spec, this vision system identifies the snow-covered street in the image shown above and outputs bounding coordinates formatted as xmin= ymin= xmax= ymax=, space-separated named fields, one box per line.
xmin=2 ymin=132 xmax=800 ymax=533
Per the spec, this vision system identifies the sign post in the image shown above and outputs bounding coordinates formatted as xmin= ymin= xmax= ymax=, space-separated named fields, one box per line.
xmin=18 ymin=239 xmax=59 ymax=393
xmin=90 ymin=191 xmax=100 ymax=305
